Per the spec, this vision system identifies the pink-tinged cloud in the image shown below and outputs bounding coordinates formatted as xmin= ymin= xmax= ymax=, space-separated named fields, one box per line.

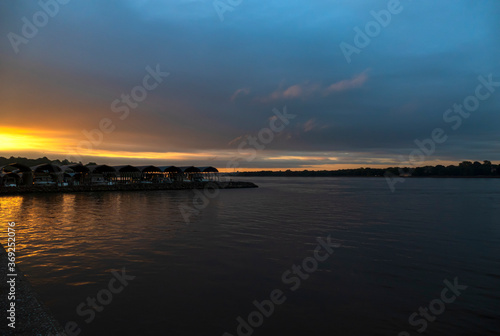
xmin=282 ymin=85 xmax=303 ymax=98
xmin=261 ymin=82 xmax=320 ymax=102
xmin=228 ymin=135 xmax=245 ymax=146
xmin=231 ymin=88 xmax=251 ymax=101
xmin=303 ymin=118 xmax=316 ymax=132
xmin=324 ymin=71 xmax=368 ymax=94
xmin=260 ymin=71 xmax=369 ymax=102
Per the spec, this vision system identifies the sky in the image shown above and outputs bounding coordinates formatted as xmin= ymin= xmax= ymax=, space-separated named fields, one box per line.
xmin=0 ymin=0 xmax=499 ymax=171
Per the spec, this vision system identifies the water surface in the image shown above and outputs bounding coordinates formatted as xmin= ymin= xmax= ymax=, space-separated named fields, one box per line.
xmin=0 ymin=177 xmax=499 ymax=335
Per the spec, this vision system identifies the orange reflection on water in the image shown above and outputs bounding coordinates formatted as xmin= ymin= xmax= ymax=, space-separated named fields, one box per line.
xmin=0 ymin=196 xmax=23 ymax=225
xmin=0 ymin=196 xmax=24 ymax=257
xmin=0 ymin=194 xmax=84 ymax=264
xmin=0 ymin=192 xmax=182 ymax=265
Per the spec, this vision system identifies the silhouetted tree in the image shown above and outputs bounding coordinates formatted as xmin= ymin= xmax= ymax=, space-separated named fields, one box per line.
xmin=482 ymin=160 xmax=492 ymax=175
xmin=459 ymin=161 xmax=473 ymax=176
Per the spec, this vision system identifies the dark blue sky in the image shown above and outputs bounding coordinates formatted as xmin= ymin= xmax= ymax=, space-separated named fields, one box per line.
xmin=1 ymin=0 xmax=499 ymax=169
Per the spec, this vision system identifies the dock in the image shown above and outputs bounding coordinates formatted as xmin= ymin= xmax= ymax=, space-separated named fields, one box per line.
xmin=0 ymin=181 xmax=258 ymax=196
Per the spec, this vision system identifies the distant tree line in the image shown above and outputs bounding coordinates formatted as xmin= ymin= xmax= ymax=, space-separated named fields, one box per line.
xmin=410 ymin=160 xmax=498 ymax=177
xmin=236 ymin=161 xmax=500 ymax=177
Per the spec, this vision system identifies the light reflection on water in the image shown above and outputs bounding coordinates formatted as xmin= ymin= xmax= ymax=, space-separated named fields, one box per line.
xmin=0 ymin=178 xmax=499 ymax=335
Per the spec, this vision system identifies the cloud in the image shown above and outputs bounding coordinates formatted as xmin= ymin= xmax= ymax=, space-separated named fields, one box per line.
xmin=230 ymin=88 xmax=251 ymax=101
xmin=260 ymin=71 xmax=369 ymax=102
xmin=324 ymin=71 xmax=369 ymax=94
xmin=228 ymin=135 xmax=245 ymax=146
xmin=258 ymin=82 xmax=315 ymax=102
xmin=303 ymin=119 xmax=316 ymax=132
xmin=281 ymin=85 xmax=303 ymax=99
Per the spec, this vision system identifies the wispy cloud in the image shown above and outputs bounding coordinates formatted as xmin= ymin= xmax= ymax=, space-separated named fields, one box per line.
xmin=258 ymin=82 xmax=318 ymax=102
xmin=281 ymin=84 xmax=306 ymax=99
xmin=303 ymin=118 xmax=316 ymax=132
xmin=228 ymin=135 xmax=245 ymax=146
xmin=324 ymin=71 xmax=368 ymax=94
xmin=231 ymin=88 xmax=251 ymax=101
xmin=260 ymin=71 xmax=369 ymax=102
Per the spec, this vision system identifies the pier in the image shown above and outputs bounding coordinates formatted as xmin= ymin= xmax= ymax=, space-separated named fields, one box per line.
xmin=0 ymin=163 xmax=258 ymax=195
xmin=0 ymin=181 xmax=258 ymax=196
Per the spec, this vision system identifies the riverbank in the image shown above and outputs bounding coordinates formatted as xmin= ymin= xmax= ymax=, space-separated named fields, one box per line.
xmin=0 ymin=181 xmax=258 ymax=196
xmin=0 ymin=243 xmax=65 ymax=335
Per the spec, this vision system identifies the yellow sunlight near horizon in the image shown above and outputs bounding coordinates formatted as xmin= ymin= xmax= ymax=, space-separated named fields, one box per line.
xmin=0 ymin=126 xmax=455 ymax=171
xmin=0 ymin=127 xmax=68 ymax=152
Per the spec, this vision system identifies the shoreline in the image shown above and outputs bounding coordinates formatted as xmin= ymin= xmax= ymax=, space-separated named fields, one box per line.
xmin=0 ymin=181 xmax=258 ymax=196
xmin=0 ymin=243 xmax=65 ymax=335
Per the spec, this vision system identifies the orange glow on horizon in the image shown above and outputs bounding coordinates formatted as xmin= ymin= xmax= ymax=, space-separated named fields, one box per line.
xmin=217 ymin=164 xmax=389 ymax=173
xmin=0 ymin=126 xmax=72 ymax=153
xmin=78 ymin=150 xmax=208 ymax=160
xmin=0 ymin=126 xmax=459 ymax=171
